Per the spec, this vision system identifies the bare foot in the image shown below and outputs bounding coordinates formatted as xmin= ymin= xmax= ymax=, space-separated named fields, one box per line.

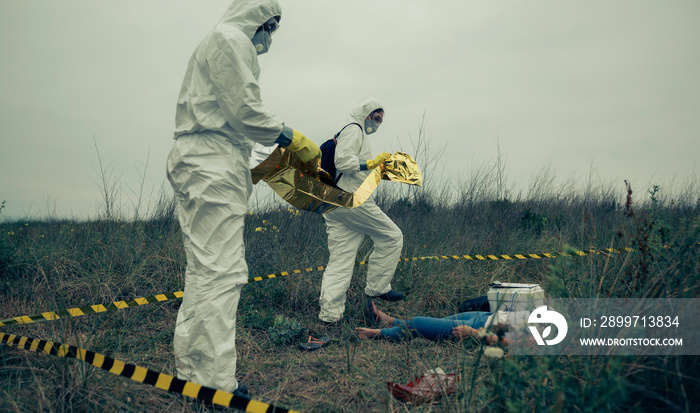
xmin=356 ymin=327 xmax=381 ymax=339
xmin=452 ymin=324 xmax=479 ymax=339
xmin=370 ymin=300 xmax=395 ymax=325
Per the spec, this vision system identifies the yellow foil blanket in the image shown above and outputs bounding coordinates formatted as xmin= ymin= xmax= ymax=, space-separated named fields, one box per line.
xmin=251 ymin=147 xmax=422 ymax=214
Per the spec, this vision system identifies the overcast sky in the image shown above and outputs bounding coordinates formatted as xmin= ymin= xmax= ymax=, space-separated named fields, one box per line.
xmin=1 ymin=1 xmax=698 ymax=220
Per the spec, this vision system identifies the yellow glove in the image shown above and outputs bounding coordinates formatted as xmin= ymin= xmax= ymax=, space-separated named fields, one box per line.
xmin=366 ymin=152 xmax=392 ymax=169
xmin=286 ymin=129 xmax=321 ymax=163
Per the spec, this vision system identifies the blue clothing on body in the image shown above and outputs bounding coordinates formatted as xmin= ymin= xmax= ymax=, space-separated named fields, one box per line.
xmin=380 ymin=311 xmax=493 ymax=341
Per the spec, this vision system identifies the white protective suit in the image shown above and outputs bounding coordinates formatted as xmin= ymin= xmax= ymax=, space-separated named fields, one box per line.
xmin=166 ymin=0 xmax=283 ymax=393
xmin=319 ymin=97 xmax=404 ymax=323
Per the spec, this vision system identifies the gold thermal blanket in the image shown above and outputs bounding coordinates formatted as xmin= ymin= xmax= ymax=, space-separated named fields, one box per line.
xmin=251 ymin=147 xmax=422 ymax=214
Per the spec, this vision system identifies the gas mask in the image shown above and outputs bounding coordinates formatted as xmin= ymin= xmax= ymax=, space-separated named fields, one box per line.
xmin=251 ymin=17 xmax=279 ymax=55
xmin=364 ymin=118 xmax=380 ymax=135
xmin=251 ymin=30 xmax=272 ymax=54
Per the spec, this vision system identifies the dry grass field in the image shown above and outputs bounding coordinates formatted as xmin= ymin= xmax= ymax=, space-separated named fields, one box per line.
xmin=1 ymin=171 xmax=699 ymax=412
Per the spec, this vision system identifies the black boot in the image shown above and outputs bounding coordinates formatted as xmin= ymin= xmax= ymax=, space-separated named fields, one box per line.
xmin=372 ymin=290 xmax=404 ymax=302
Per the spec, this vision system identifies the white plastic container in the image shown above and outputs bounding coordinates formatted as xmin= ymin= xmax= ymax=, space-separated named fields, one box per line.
xmin=487 ymin=281 xmax=545 ymax=312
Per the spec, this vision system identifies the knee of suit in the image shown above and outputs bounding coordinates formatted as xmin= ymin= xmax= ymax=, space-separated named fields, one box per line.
xmin=376 ymin=227 xmax=403 ymax=246
xmin=387 ymin=230 xmax=403 ymax=250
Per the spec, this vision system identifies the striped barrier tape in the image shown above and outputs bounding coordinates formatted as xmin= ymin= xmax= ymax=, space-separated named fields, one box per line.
xmin=0 ymin=291 xmax=183 ymax=327
xmin=0 ymin=247 xmax=636 ymax=327
xmin=0 ymin=331 xmax=300 ymax=413
xmin=399 ymin=247 xmax=635 ymax=261
xmin=248 ymin=247 xmax=637 ymax=283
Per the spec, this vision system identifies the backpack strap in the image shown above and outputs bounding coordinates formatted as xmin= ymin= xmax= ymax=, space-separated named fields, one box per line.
xmin=332 ymin=122 xmax=362 ymax=184
xmin=334 ymin=122 xmax=362 ymax=140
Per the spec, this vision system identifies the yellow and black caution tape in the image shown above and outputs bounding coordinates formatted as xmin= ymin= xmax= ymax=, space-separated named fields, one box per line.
xmin=0 ymin=291 xmax=184 ymax=327
xmin=0 ymin=331 xmax=300 ymax=412
xmin=1 ymin=247 xmax=639 ymax=327
xmin=247 ymin=266 xmax=326 ymax=283
xmin=397 ymin=247 xmax=635 ymax=262
xmin=246 ymin=247 xmax=638 ymax=282
xmin=246 ymin=247 xmax=593 ymax=281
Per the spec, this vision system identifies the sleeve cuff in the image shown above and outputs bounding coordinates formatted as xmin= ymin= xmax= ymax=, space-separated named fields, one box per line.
xmin=275 ymin=126 xmax=293 ymax=147
xmin=360 ymin=162 xmax=369 ymax=171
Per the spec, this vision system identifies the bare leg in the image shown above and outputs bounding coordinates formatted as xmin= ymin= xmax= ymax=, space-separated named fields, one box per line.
xmin=355 ymin=327 xmax=381 ymax=339
xmin=357 ymin=302 xmax=397 ymax=339
xmin=370 ymin=300 xmax=395 ymax=326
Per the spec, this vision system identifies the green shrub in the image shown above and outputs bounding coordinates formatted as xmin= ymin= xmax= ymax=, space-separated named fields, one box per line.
xmin=268 ymin=315 xmax=307 ymax=346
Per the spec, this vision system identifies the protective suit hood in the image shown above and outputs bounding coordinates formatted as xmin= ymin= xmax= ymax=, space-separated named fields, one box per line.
xmin=348 ymin=97 xmax=383 ymax=129
xmin=219 ymin=0 xmax=282 ymax=40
